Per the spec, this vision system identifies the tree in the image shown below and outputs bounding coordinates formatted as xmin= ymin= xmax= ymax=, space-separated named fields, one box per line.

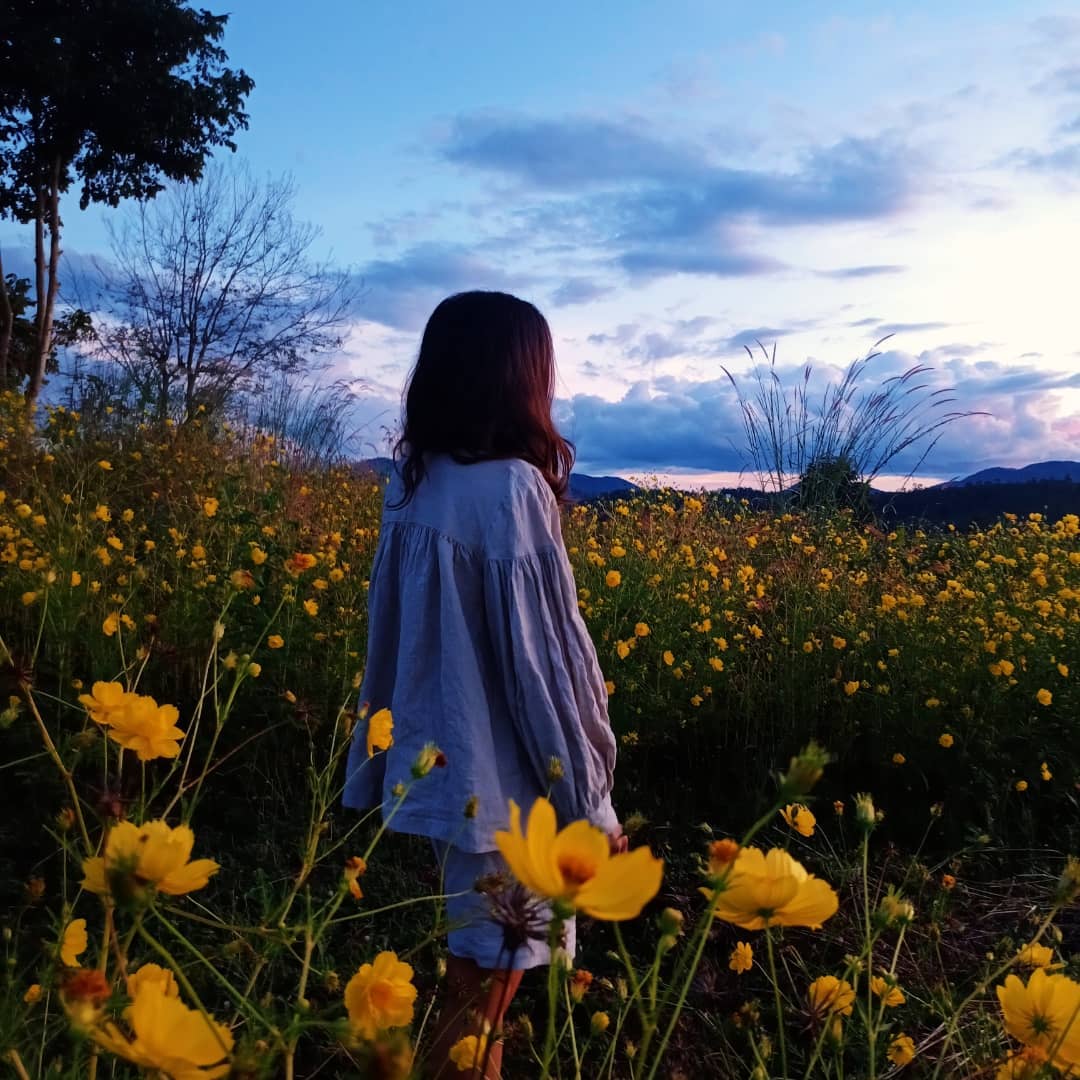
xmin=0 ymin=0 xmax=253 ymax=410
xmin=0 ymin=272 xmax=92 ymax=389
xmin=83 ymin=164 xmax=355 ymax=421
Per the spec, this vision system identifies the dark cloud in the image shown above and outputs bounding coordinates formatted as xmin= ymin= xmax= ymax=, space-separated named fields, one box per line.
xmin=816 ymin=264 xmax=906 ymax=279
xmin=560 ymin=350 xmax=1080 ymax=478
xmin=350 ymin=242 xmax=539 ymax=330
xmin=875 ymin=321 xmax=951 ymax=335
xmin=548 ymin=277 xmax=614 ymax=307
xmin=718 ymin=327 xmax=794 ymax=353
xmin=618 ymin=248 xmax=785 ymax=280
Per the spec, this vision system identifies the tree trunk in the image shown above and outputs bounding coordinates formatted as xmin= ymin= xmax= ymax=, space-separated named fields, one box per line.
xmin=0 ymin=249 xmax=12 ymax=387
xmin=26 ymin=160 xmax=63 ymax=413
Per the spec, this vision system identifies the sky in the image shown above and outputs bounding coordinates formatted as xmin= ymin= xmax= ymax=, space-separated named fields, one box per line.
xmin=7 ymin=1 xmax=1080 ymax=487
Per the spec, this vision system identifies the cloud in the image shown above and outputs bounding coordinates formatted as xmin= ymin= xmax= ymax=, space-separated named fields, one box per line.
xmin=617 ymin=248 xmax=785 ymax=280
xmin=816 ymin=264 xmax=906 ymax=279
xmin=350 ymin=242 xmax=539 ymax=330
xmin=548 ymin=277 xmax=615 ymax=307
xmin=718 ymin=327 xmax=794 ymax=353
xmin=559 ymin=350 xmax=1080 ymax=478
xmin=875 ymin=321 xmax=951 ymax=335
xmin=1033 ymin=65 xmax=1080 ymax=96
xmin=1011 ymin=143 xmax=1080 ymax=174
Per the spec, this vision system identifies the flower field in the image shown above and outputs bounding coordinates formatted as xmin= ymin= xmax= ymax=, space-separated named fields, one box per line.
xmin=2 ymin=389 xmax=1079 ymax=1078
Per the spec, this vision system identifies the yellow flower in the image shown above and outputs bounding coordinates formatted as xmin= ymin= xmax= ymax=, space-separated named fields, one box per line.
xmin=21 ymin=590 xmax=37 ymax=606
xmin=634 ymin=622 xmax=650 ymax=637
xmin=616 ymin=641 xmax=630 ymax=660
xmin=81 ymin=820 xmax=220 ymax=898
xmin=729 ymin=941 xmax=753 ymax=974
xmin=605 ymin=570 xmax=621 ymax=588
xmin=366 ymin=708 xmax=394 ymax=758
xmin=268 ymin=634 xmax=284 ymax=649
xmin=247 ymin=662 xmax=262 ymax=678
xmin=127 ymin=963 xmax=180 ymax=999
xmin=250 ymin=546 xmax=267 ymax=566
xmin=495 ymin=797 xmax=663 ymax=921
xmin=781 ymin=804 xmax=816 ymax=837
xmin=1037 ymin=688 xmax=1052 ymax=707
xmin=286 ymin=551 xmax=318 ymax=576
xmin=79 ymin=681 xmax=135 ymax=726
xmin=703 ymin=846 xmax=838 ymax=930
xmin=303 ymin=598 xmax=318 ymax=617
xmin=98 ymin=460 xmax=112 ymax=470
xmin=938 ymin=733 xmax=954 ymax=748
xmin=60 ymin=918 xmax=88 ymax=966
xmin=831 ymin=636 xmax=847 ymax=650
xmin=108 ymin=696 xmax=186 ymax=761
xmin=1015 ymin=779 xmax=1028 ymax=793
xmin=1041 ymin=762 xmax=1052 ymax=782
xmin=344 ymin=951 xmax=417 ymax=1040
xmin=70 ymin=571 xmax=82 ymax=586
xmin=871 ymin=975 xmax=905 ymax=1007
xmin=1057 ymin=663 xmax=1069 ymax=678
xmin=449 ymin=1033 xmax=488 ymax=1071
xmin=888 ymin=1033 xmax=916 ymax=1067
xmin=843 ymin=681 xmax=859 ymax=696
xmin=807 ymin=975 xmax=855 ymax=1018
xmin=663 ymin=650 xmax=674 ymax=666
xmin=92 ymin=980 xmax=233 ymax=1079
xmin=1016 ymin=942 xmax=1055 ymax=969
xmin=996 ymin=968 xmax=1080 ymax=1070
xmin=202 ymin=498 xmax=219 ymax=517
xmin=591 ymin=1011 xmax=611 ymax=1034
xmin=102 ymin=612 xmax=121 ymax=636
xmin=23 ymin=983 xmax=43 ymax=1004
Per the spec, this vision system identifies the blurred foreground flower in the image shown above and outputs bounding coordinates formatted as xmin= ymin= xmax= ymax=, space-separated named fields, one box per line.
xmin=449 ymin=1032 xmax=488 ymax=1072
xmin=345 ymin=951 xmax=417 ymax=1041
xmin=92 ymin=980 xmax=233 ymax=1079
xmin=82 ymin=821 xmax=220 ymax=900
xmin=996 ymin=967 xmax=1080 ymax=1072
xmin=702 ymin=847 xmax=838 ymax=930
xmin=366 ymin=707 xmax=394 ymax=758
xmin=495 ymin=797 xmax=663 ymax=921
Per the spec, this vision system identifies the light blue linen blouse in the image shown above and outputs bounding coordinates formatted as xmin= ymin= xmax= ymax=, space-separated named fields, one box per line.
xmin=342 ymin=453 xmax=619 ymax=852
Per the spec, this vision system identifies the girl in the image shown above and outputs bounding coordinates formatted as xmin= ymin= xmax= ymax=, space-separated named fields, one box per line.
xmin=342 ymin=290 xmax=623 ymax=1078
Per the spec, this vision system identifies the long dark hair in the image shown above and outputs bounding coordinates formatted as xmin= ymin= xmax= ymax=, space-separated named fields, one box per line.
xmin=388 ymin=290 xmax=575 ymax=507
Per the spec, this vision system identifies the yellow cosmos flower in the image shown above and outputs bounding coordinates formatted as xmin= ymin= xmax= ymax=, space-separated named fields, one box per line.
xmin=127 ymin=963 xmax=180 ymax=1000
xmin=1015 ymin=780 xmax=1029 ymax=793
xmin=344 ymin=951 xmax=417 ymax=1040
xmin=79 ymin=681 xmax=134 ymax=725
xmin=703 ymin=846 xmax=838 ymax=930
xmin=781 ymin=804 xmax=816 ymax=837
xmin=92 ymin=981 xmax=233 ymax=1079
xmin=871 ymin=975 xmax=905 ymax=1007
xmin=60 ymin=918 xmax=88 ymax=966
xmin=843 ymin=681 xmax=859 ymax=696
xmin=1016 ymin=942 xmax=1055 ymax=969
xmin=449 ymin=1033 xmax=489 ymax=1072
xmin=286 ymin=552 xmax=318 ymax=576
xmin=366 ymin=708 xmax=394 ymax=758
xmin=82 ymin=820 xmax=220 ymax=899
xmin=729 ymin=941 xmax=753 ymax=974
xmin=250 ymin=546 xmax=268 ymax=565
xmin=807 ymin=975 xmax=855 ymax=1018
xmin=98 ymin=460 xmax=112 ymax=470
xmin=938 ymin=733 xmax=954 ymax=748
xmin=996 ymin=968 xmax=1080 ymax=1071
xmin=495 ymin=798 xmax=663 ymax=921
xmin=23 ymin=983 xmax=43 ymax=1004
xmin=107 ymin=696 xmax=186 ymax=761
xmin=202 ymin=498 xmax=219 ymax=517
xmin=303 ymin=599 xmax=319 ymax=617
xmin=1037 ymin=688 xmax=1052 ymax=707
xmin=102 ymin=612 xmax=121 ymax=636
xmin=634 ymin=622 xmax=650 ymax=637
xmin=267 ymin=634 xmax=284 ymax=649
xmin=663 ymin=650 xmax=674 ymax=666
xmin=605 ymin=570 xmax=621 ymax=587
xmin=888 ymin=1033 xmax=916 ymax=1067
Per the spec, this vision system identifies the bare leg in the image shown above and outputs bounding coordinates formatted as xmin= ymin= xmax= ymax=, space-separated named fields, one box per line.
xmin=428 ymin=955 xmax=524 ymax=1079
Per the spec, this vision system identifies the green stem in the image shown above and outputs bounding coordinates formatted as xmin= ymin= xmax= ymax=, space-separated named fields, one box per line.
xmin=766 ymin=928 xmax=790 ymax=1080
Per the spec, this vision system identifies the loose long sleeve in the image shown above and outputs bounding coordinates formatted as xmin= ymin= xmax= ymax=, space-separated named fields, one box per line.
xmin=483 ymin=548 xmax=618 ymax=832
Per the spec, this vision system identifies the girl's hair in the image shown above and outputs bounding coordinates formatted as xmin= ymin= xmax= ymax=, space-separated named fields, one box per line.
xmin=388 ymin=290 xmax=575 ymax=507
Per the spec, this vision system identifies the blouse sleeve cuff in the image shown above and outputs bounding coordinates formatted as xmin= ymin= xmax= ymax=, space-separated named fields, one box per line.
xmin=587 ymin=791 xmax=619 ymax=834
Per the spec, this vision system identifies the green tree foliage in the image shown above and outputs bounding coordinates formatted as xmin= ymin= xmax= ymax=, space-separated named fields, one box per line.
xmin=0 ymin=0 xmax=254 ymax=408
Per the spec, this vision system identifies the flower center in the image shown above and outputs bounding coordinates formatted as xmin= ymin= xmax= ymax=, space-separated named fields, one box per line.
xmin=369 ymin=980 xmax=396 ymax=1012
xmin=557 ymin=854 xmax=598 ymax=889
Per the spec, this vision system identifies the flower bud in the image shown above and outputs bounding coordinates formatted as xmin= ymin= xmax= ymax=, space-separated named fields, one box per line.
xmin=854 ymin=792 xmax=877 ymax=831
xmin=658 ymin=907 xmax=684 ymax=937
xmin=547 ymin=756 xmax=565 ymax=783
xmin=779 ymin=741 xmax=830 ymax=797
xmin=591 ymin=1011 xmax=611 ymax=1035
xmin=1054 ymin=856 xmax=1080 ymax=906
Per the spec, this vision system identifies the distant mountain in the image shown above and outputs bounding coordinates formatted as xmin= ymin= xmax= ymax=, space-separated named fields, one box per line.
xmin=355 ymin=457 xmax=636 ymax=501
xmin=942 ymin=461 xmax=1080 ymax=487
